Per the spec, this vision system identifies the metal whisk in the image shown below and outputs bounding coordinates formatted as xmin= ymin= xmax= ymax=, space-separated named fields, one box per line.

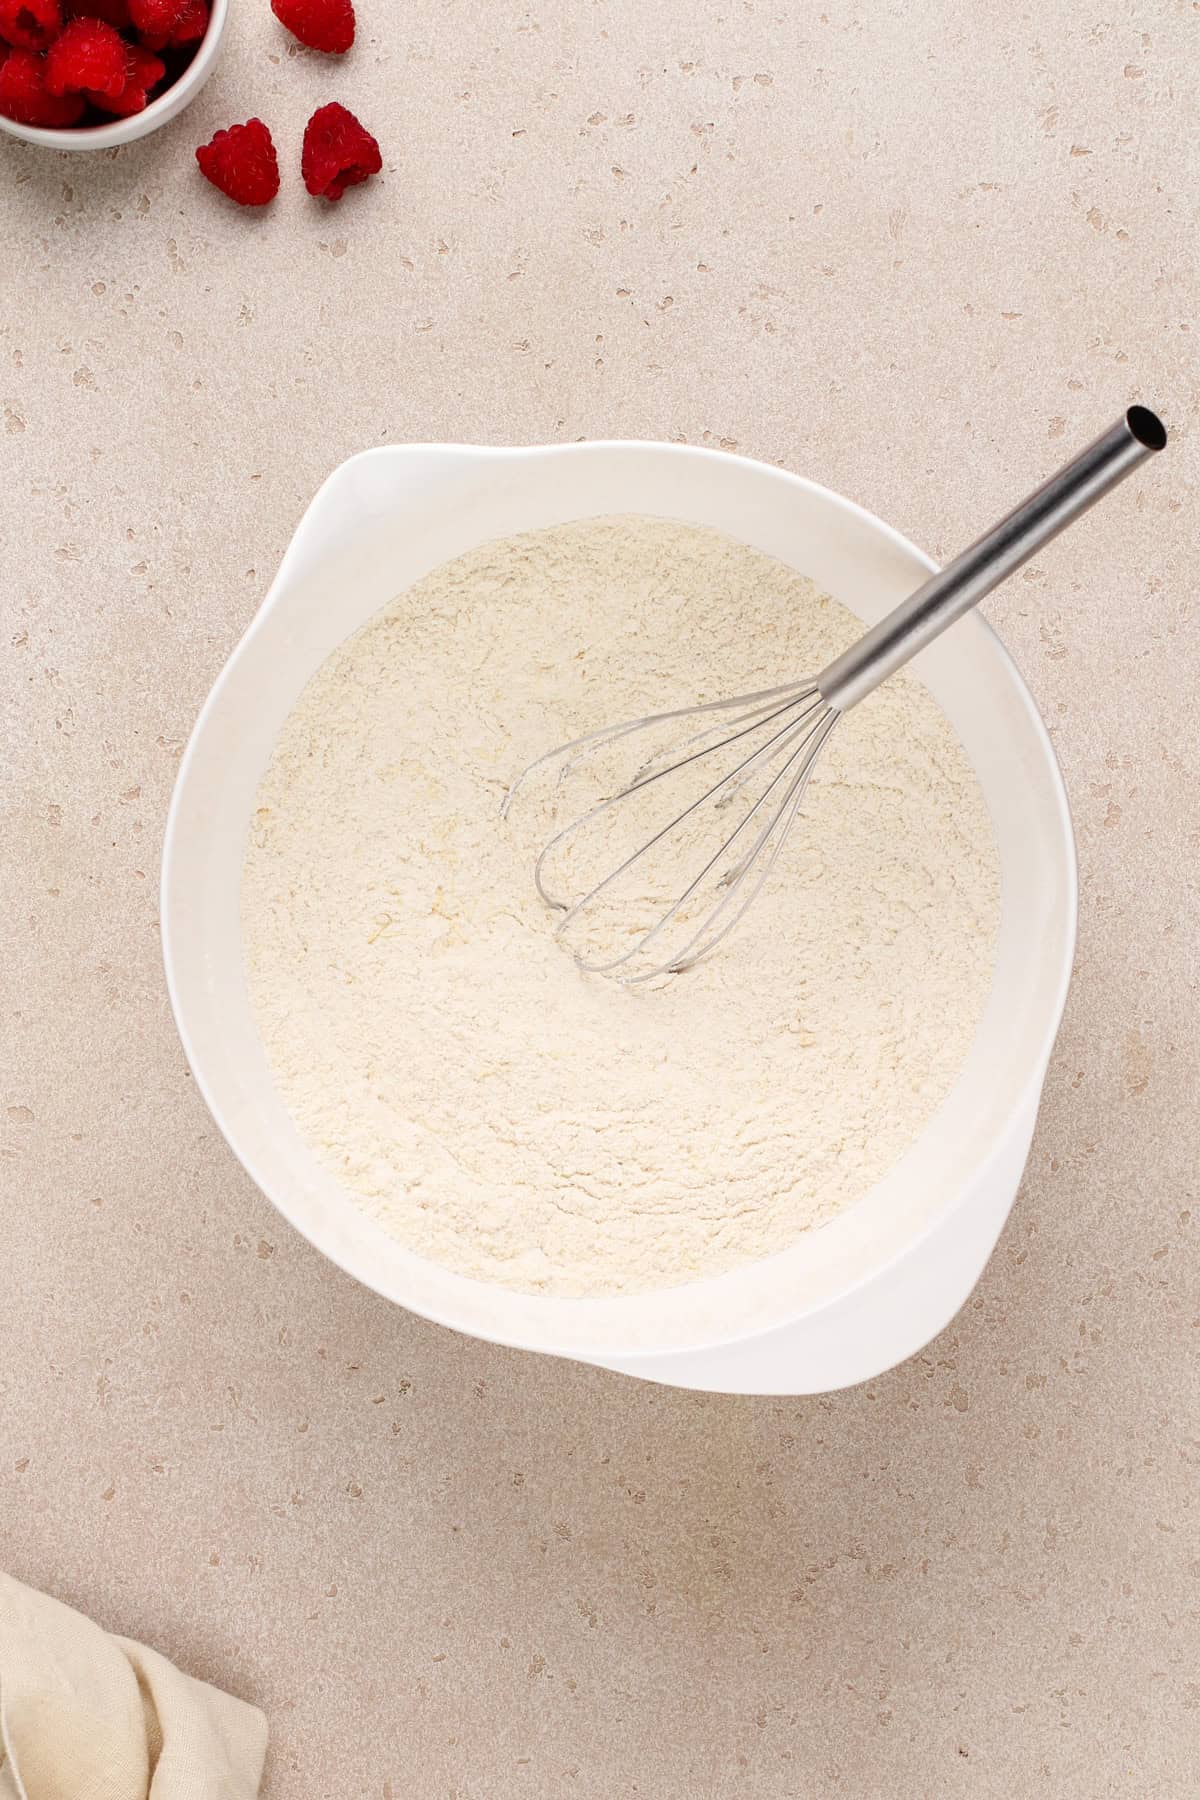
xmin=507 ymin=407 xmax=1166 ymax=982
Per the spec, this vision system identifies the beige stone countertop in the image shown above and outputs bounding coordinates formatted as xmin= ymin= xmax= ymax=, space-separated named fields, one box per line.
xmin=2 ymin=2 xmax=1197 ymax=1794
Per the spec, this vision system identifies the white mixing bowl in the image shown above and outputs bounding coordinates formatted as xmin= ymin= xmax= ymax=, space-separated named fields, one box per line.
xmin=162 ymin=443 xmax=1077 ymax=1394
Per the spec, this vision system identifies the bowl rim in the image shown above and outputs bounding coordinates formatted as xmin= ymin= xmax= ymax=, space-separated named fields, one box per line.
xmin=0 ymin=0 xmax=228 ymax=150
xmin=162 ymin=439 xmax=1080 ymax=1359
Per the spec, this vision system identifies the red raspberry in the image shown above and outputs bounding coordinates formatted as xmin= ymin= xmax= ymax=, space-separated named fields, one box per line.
xmin=127 ymin=0 xmax=182 ymax=35
xmin=166 ymin=0 xmax=203 ymax=39
xmin=92 ymin=38 xmax=161 ymax=111
xmin=0 ymin=0 xmax=62 ymax=51
xmin=44 ymin=14 xmax=127 ymax=96
xmin=67 ymin=0 xmax=130 ymax=26
xmin=136 ymin=0 xmax=202 ymax=46
xmin=301 ymin=101 xmax=380 ymax=201
xmin=195 ymin=118 xmax=280 ymax=207
xmin=0 ymin=44 xmax=85 ymax=121
xmin=271 ymin=0 xmax=353 ymax=55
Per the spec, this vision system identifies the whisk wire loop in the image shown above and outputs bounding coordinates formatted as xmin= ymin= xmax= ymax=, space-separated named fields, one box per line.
xmin=560 ymin=694 xmax=833 ymax=980
xmin=535 ymin=687 xmax=821 ymax=911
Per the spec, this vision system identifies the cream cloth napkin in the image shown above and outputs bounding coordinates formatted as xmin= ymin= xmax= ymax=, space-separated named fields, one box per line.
xmin=0 ymin=1574 xmax=266 ymax=1800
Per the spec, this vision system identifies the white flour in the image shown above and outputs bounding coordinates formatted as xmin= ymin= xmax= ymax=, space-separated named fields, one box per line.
xmin=242 ymin=518 xmax=999 ymax=1297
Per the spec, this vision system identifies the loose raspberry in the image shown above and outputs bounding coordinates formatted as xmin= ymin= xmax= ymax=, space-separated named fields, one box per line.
xmin=44 ymin=14 xmax=127 ymax=96
xmin=195 ymin=117 xmax=280 ymax=207
xmin=91 ymin=38 xmax=161 ymax=111
xmin=136 ymin=0 xmax=202 ymax=46
xmin=301 ymin=101 xmax=380 ymax=201
xmin=0 ymin=44 xmax=85 ymax=120
xmin=0 ymin=0 xmax=62 ymax=52
xmin=271 ymin=0 xmax=353 ymax=55
xmin=127 ymin=0 xmax=181 ymax=35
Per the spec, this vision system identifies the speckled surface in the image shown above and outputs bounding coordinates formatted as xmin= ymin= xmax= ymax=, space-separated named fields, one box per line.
xmin=2 ymin=3 xmax=1198 ymax=1794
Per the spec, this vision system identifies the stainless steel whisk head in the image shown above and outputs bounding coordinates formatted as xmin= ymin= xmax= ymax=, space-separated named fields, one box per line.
xmin=506 ymin=682 xmax=839 ymax=982
xmin=505 ymin=408 xmax=1165 ymax=983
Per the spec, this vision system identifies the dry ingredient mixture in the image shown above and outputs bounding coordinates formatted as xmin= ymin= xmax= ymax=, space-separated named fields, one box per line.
xmin=242 ymin=517 xmax=1000 ymax=1297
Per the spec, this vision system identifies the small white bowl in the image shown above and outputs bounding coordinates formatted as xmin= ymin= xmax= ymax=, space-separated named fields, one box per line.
xmin=163 ymin=443 xmax=1078 ymax=1396
xmin=0 ymin=0 xmax=227 ymax=150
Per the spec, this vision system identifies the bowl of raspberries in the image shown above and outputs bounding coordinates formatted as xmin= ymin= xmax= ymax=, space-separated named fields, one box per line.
xmin=0 ymin=0 xmax=227 ymax=146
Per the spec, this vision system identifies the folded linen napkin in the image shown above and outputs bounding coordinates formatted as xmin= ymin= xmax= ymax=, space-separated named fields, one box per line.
xmin=0 ymin=1572 xmax=266 ymax=1800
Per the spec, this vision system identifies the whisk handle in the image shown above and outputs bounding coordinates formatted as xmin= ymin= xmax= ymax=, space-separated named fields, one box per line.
xmin=816 ymin=405 xmax=1166 ymax=712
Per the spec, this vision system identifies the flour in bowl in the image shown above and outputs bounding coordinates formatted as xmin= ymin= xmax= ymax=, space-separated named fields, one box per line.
xmin=241 ymin=517 xmax=1000 ymax=1297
